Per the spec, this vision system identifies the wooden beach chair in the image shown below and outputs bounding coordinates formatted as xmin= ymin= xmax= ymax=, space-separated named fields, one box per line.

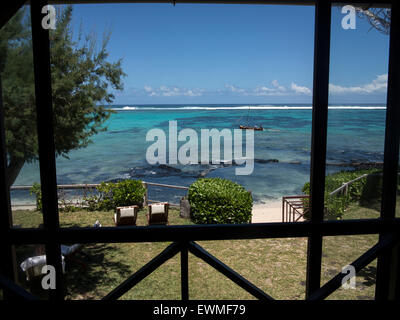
xmin=147 ymin=202 xmax=169 ymax=225
xmin=114 ymin=205 xmax=138 ymax=226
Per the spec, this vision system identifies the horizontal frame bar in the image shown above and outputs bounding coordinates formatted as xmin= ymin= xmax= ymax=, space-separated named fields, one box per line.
xmin=3 ymin=219 xmax=400 ymax=244
xmin=47 ymin=1 xmax=393 ymax=6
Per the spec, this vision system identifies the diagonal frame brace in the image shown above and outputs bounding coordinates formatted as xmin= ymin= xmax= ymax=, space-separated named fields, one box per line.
xmin=187 ymin=241 xmax=274 ymax=300
xmin=308 ymin=234 xmax=399 ymax=300
xmin=0 ymin=274 xmax=38 ymax=300
xmin=102 ymin=241 xmax=182 ymax=300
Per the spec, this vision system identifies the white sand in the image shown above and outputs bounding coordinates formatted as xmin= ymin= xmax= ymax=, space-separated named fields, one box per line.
xmin=251 ymin=200 xmax=306 ymax=223
xmin=251 ymin=201 xmax=283 ymax=223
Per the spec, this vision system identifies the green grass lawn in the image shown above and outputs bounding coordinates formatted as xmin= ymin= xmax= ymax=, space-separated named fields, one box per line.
xmin=11 ymin=198 xmax=399 ymax=300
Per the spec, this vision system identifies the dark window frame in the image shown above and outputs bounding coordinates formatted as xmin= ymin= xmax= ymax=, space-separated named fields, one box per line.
xmin=0 ymin=0 xmax=399 ymax=301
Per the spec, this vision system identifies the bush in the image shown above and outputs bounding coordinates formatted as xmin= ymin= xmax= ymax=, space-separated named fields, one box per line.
xmin=30 ymin=183 xmax=42 ymax=212
xmin=188 ymin=178 xmax=252 ymax=224
xmin=90 ymin=179 xmax=146 ymax=211
xmin=302 ymin=168 xmax=382 ymax=220
xmin=29 ymin=180 xmax=145 ymax=212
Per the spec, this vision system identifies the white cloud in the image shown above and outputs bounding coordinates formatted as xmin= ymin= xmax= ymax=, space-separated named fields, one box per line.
xmin=271 ymin=80 xmax=286 ymax=92
xmin=253 ymin=80 xmax=288 ymax=96
xmin=290 ymin=82 xmax=312 ymax=95
xmin=139 ymin=75 xmax=387 ymax=99
xmin=224 ymin=84 xmax=247 ymax=94
xmin=329 ymin=74 xmax=388 ymax=94
xmin=254 ymin=86 xmax=281 ymax=96
xmin=144 ymin=85 xmax=152 ymax=92
xmin=144 ymin=85 xmax=204 ymax=97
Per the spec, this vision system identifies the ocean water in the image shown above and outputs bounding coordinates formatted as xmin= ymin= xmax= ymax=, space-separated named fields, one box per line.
xmin=12 ymin=104 xmax=387 ymax=205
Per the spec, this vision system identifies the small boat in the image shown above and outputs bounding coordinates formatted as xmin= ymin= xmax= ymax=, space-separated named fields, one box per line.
xmin=239 ymin=125 xmax=263 ymax=131
xmin=239 ymin=107 xmax=264 ymax=131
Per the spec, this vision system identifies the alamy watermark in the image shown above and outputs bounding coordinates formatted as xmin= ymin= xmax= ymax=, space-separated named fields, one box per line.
xmin=145 ymin=121 xmax=255 ymax=175
xmin=41 ymin=5 xmax=57 ymax=30
xmin=341 ymin=5 xmax=356 ymax=30
xmin=341 ymin=265 xmax=356 ymax=290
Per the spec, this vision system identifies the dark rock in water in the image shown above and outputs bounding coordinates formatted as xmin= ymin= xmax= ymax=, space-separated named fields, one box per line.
xmin=254 ymin=158 xmax=279 ymax=164
xmin=220 ymin=160 xmax=232 ymax=167
xmin=107 ymin=177 xmax=124 ymax=183
xmin=158 ymin=164 xmax=182 ymax=172
xmin=198 ymin=167 xmax=217 ymax=177
xmin=326 ymin=161 xmax=384 ymax=170
xmin=351 ymin=162 xmax=384 ymax=170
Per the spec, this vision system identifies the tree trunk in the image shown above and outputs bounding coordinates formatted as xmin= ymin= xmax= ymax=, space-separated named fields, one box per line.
xmin=6 ymin=157 xmax=25 ymax=189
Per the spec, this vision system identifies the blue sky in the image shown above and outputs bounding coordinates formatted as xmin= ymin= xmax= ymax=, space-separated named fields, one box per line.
xmin=68 ymin=3 xmax=390 ymax=104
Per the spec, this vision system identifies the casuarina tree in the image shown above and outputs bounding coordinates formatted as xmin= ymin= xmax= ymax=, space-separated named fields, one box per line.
xmin=0 ymin=5 xmax=125 ymax=187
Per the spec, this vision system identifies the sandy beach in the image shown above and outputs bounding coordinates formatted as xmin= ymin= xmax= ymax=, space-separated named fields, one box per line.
xmin=251 ymin=200 xmax=284 ymax=223
xmin=251 ymin=200 xmax=307 ymax=223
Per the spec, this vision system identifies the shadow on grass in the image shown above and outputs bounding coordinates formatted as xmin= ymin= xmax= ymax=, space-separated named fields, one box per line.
xmin=64 ymin=242 xmax=133 ymax=299
xmin=359 ymin=200 xmax=381 ymax=212
xmin=14 ymin=225 xmax=133 ymax=300
xmin=357 ymin=265 xmax=376 ymax=287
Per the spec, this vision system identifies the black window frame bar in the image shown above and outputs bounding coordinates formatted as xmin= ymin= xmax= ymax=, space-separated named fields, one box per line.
xmin=305 ymin=0 xmax=331 ymax=298
xmin=0 ymin=54 xmax=17 ymax=301
xmin=29 ymin=0 xmax=65 ymax=301
xmin=375 ymin=0 xmax=400 ymax=300
xmin=0 ymin=0 xmax=399 ymax=301
xmin=0 ymin=0 xmax=33 ymax=300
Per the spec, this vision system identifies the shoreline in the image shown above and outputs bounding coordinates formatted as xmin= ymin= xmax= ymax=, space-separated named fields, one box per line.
xmin=11 ymin=199 xmax=288 ymax=223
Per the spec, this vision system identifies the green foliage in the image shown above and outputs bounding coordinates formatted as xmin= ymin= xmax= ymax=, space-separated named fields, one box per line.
xmin=0 ymin=6 xmax=125 ymax=187
xmin=86 ymin=180 xmax=146 ymax=211
xmin=188 ymin=178 xmax=253 ymax=224
xmin=112 ymin=180 xmax=146 ymax=207
xmin=29 ymin=180 xmax=145 ymax=212
xmin=29 ymin=183 xmax=42 ymax=212
xmin=302 ymin=168 xmax=382 ymax=220
xmin=57 ymin=189 xmax=81 ymax=212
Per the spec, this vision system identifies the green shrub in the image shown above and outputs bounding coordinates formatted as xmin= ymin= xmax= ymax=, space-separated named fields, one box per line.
xmin=112 ymin=179 xmax=146 ymax=208
xmin=93 ymin=181 xmax=115 ymax=210
xmin=302 ymin=168 xmax=382 ymax=220
xmin=29 ymin=182 xmax=42 ymax=212
xmin=188 ymin=178 xmax=252 ymax=224
xmin=29 ymin=180 xmax=145 ymax=212
xmin=91 ymin=179 xmax=146 ymax=211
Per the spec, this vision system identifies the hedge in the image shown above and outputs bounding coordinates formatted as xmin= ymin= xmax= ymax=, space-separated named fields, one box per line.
xmin=188 ymin=178 xmax=253 ymax=224
xmin=302 ymin=168 xmax=382 ymax=220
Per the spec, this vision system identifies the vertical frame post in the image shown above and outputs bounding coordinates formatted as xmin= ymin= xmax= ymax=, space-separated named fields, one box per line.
xmin=0 ymin=0 xmax=29 ymax=299
xmin=0 ymin=74 xmax=18 ymax=299
xmin=30 ymin=0 xmax=64 ymax=300
xmin=181 ymin=242 xmax=189 ymax=300
xmin=306 ymin=0 xmax=331 ymax=298
xmin=375 ymin=1 xmax=400 ymax=301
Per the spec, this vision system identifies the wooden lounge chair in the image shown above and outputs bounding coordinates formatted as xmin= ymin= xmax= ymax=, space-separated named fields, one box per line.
xmin=114 ymin=205 xmax=138 ymax=226
xmin=147 ymin=202 xmax=169 ymax=225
